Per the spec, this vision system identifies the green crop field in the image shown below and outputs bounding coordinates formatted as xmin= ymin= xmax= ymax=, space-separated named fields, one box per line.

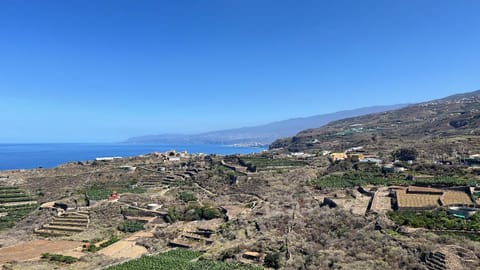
xmin=84 ymin=182 xmax=146 ymax=200
xmin=312 ymin=171 xmax=478 ymax=189
xmin=240 ymin=157 xmax=306 ymax=171
xmin=105 ymin=249 xmax=263 ymax=270
xmin=0 ymin=186 xmax=37 ymax=230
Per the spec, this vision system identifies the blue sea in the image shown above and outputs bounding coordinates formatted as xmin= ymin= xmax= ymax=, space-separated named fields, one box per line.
xmin=0 ymin=143 xmax=265 ymax=171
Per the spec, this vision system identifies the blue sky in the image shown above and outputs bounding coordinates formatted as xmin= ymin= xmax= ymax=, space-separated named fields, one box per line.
xmin=1 ymin=0 xmax=479 ymax=143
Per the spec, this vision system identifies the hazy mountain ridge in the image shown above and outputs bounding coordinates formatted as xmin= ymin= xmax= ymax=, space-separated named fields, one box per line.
xmin=125 ymin=104 xmax=406 ymax=146
xmin=270 ymin=89 xmax=480 ymax=156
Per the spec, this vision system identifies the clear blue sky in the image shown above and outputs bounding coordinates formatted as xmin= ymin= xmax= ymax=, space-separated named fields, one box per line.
xmin=1 ymin=0 xmax=479 ymax=143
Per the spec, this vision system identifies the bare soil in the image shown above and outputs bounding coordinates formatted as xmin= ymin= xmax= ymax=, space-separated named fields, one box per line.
xmin=0 ymin=239 xmax=83 ymax=264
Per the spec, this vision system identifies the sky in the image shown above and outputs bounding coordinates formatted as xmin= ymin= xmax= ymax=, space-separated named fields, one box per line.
xmin=0 ymin=0 xmax=480 ymax=143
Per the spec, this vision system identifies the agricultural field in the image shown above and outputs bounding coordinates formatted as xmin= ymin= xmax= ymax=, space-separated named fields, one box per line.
xmin=0 ymin=186 xmax=33 ymax=203
xmin=0 ymin=239 xmax=83 ymax=264
xmin=0 ymin=186 xmax=37 ymax=230
xmin=214 ymin=165 xmax=245 ymax=177
xmin=312 ymin=170 xmax=478 ymax=189
xmin=388 ymin=210 xmax=480 ymax=231
xmin=239 ymin=157 xmax=306 ymax=170
xmin=312 ymin=172 xmax=391 ymax=189
xmin=84 ymin=182 xmax=146 ymax=200
xmin=105 ymin=249 xmax=263 ymax=270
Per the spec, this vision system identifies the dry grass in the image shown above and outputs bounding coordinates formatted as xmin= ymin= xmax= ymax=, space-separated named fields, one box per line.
xmin=440 ymin=191 xmax=473 ymax=206
xmin=0 ymin=239 xmax=83 ymax=264
xmin=396 ymin=189 xmax=439 ymax=209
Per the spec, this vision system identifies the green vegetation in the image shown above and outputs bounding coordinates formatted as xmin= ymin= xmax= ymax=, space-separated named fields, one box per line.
xmin=0 ymin=186 xmax=33 ymax=203
xmin=166 ymin=204 xmax=222 ymax=223
xmin=388 ymin=210 xmax=480 ymax=231
xmin=99 ymin=235 xmax=120 ymax=248
xmin=84 ymin=182 xmax=145 ymax=200
xmin=435 ymin=231 xmax=480 ymax=242
xmin=393 ymin=148 xmax=418 ymax=161
xmin=183 ymin=204 xmax=222 ymax=221
xmin=85 ymin=235 xmax=120 ymax=252
xmin=0 ymin=204 xmax=37 ymax=230
xmin=240 ymin=157 xmax=306 ymax=171
xmin=41 ymin=253 xmax=78 ymax=264
xmin=313 ymin=170 xmax=478 ymax=189
xmin=105 ymin=249 xmax=263 ymax=270
xmin=313 ymin=172 xmax=390 ymax=189
xmin=413 ymin=176 xmax=479 ymax=187
xmin=0 ymin=186 xmax=37 ymax=230
xmin=214 ymin=165 xmax=245 ymax=184
xmin=118 ymin=220 xmax=144 ymax=233
xmin=166 ymin=207 xmax=179 ymax=223
xmin=201 ymin=205 xmax=222 ymax=220
xmin=215 ymin=165 xmax=244 ymax=176
xmin=263 ymin=252 xmax=281 ymax=269
xmin=178 ymin=191 xmax=197 ymax=202
xmin=384 ymin=228 xmax=401 ymax=237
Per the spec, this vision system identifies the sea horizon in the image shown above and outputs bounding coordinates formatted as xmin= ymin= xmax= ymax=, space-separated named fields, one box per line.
xmin=0 ymin=143 xmax=265 ymax=171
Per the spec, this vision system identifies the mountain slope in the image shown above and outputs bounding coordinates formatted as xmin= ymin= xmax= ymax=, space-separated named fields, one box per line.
xmin=270 ymin=90 xmax=480 ymax=158
xmin=125 ymin=104 xmax=406 ymax=146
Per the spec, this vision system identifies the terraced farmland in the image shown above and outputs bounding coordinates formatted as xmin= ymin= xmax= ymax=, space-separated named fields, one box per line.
xmin=105 ymin=249 xmax=263 ymax=270
xmin=84 ymin=183 xmax=145 ymax=201
xmin=35 ymin=210 xmax=90 ymax=236
xmin=239 ymin=157 xmax=306 ymax=171
xmin=0 ymin=186 xmax=37 ymax=230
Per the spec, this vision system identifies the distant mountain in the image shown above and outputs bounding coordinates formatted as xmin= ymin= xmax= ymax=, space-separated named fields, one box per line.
xmin=125 ymin=104 xmax=407 ymax=146
xmin=270 ymin=89 xmax=480 ymax=157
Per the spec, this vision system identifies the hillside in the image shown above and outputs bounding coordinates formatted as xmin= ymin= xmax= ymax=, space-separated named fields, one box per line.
xmin=126 ymin=104 xmax=406 ymax=146
xmin=270 ymin=90 xmax=480 ymax=159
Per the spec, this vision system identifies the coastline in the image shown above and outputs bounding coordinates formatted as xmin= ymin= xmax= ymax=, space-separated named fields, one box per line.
xmin=0 ymin=143 xmax=265 ymax=171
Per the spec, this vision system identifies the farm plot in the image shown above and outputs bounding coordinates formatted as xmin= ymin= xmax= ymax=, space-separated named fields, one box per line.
xmin=105 ymin=249 xmax=263 ymax=270
xmin=239 ymin=157 xmax=306 ymax=171
xmin=440 ymin=191 xmax=474 ymax=206
xmin=0 ymin=239 xmax=82 ymax=264
xmin=0 ymin=186 xmax=37 ymax=230
xmin=35 ymin=210 xmax=90 ymax=236
xmin=98 ymin=231 xmax=152 ymax=259
xmin=84 ymin=182 xmax=145 ymax=201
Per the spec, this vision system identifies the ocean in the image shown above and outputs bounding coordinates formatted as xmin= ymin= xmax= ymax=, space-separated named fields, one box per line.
xmin=0 ymin=143 xmax=265 ymax=171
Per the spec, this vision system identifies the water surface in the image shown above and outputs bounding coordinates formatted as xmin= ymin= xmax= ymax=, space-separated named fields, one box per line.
xmin=0 ymin=143 xmax=264 ymax=170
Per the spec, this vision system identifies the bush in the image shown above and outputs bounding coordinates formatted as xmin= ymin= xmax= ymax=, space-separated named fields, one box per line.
xmin=264 ymin=252 xmax=281 ymax=269
xmin=86 ymin=235 xmax=120 ymax=252
xmin=41 ymin=253 xmax=78 ymax=264
xmin=118 ymin=220 xmax=144 ymax=233
xmin=166 ymin=207 xmax=179 ymax=223
xmin=183 ymin=205 xmax=221 ymax=221
xmin=201 ymin=206 xmax=221 ymax=220
xmin=178 ymin=191 xmax=197 ymax=202
xmin=184 ymin=205 xmax=202 ymax=221
xmin=99 ymin=235 xmax=120 ymax=249
xmin=388 ymin=210 xmax=480 ymax=231
xmin=393 ymin=148 xmax=418 ymax=161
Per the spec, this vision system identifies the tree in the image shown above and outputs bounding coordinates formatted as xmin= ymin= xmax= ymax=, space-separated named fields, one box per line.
xmin=201 ymin=206 xmax=221 ymax=220
xmin=393 ymin=148 xmax=418 ymax=161
xmin=166 ymin=207 xmax=179 ymax=223
xmin=178 ymin=191 xmax=197 ymax=202
xmin=264 ymin=252 xmax=281 ymax=269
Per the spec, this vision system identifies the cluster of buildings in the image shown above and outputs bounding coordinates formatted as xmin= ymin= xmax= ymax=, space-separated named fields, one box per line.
xmin=325 ymin=146 xmax=384 ymax=165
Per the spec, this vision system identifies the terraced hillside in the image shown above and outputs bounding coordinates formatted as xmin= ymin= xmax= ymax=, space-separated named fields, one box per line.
xmin=35 ymin=210 xmax=90 ymax=236
xmin=105 ymin=249 xmax=262 ymax=270
xmin=271 ymin=90 xmax=480 ymax=158
xmin=0 ymin=186 xmax=37 ymax=230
